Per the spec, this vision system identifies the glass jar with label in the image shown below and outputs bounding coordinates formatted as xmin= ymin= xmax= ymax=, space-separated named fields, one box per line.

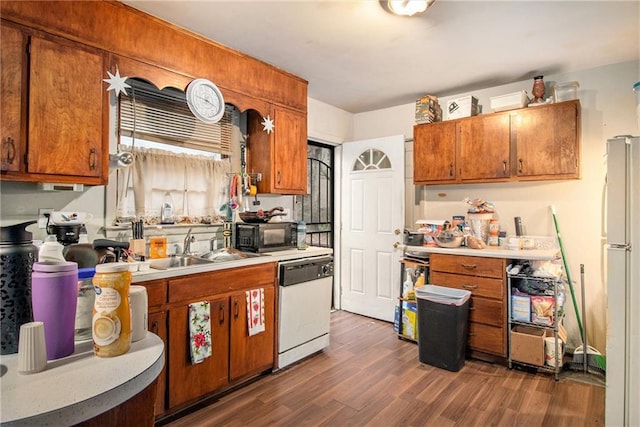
xmin=75 ymin=267 xmax=95 ymax=342
xmin=92 ymin=263 xmax=131 ymax=357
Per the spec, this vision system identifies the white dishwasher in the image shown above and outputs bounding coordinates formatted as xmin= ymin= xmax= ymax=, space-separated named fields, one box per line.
xmin=277 ymin=255 xmax=334 ymax=369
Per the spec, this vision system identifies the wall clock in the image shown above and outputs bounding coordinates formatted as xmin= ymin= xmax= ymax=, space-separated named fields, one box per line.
xmin=186 ymin=78 xmax=225 ymax=124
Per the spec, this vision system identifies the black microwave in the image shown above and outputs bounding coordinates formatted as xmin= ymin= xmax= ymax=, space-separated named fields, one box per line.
xmin=235 ymin=222 xmax=297 ymax=253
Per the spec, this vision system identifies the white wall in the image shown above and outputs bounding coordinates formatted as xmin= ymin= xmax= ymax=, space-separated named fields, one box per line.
xmin=349 ymin=60 xmax=640 ymax=352
xmin=308 ymin=97 xmax=354 ymax=144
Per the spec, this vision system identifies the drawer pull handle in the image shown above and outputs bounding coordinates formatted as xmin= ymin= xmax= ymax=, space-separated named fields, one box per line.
xmin=219 ymin=304 xmax=225 ymax=324
xmin=150 ymin=320 xmax=158 ymax=334
xmin=469 ymin=307 xmax=475 ymax=311
xmin=461 ymin=263 xmax=477 ymax=269
xmin=234 ymin=300 xmax=239 ymax=318
xmin=462 ymin=284 xmax=478 ymax=290
xmin=468 ymin=332 xmax=476 ymax=336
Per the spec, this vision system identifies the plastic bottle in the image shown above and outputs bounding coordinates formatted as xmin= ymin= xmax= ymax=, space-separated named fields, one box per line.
xmin=92 ymin=263 xmax=131 ymax=357
xmin=402 ymin=268 xmax=413 ymax=298
xmin=78 ymin=224 xmax=89 ymax=244
xmin=296 ymin=221 xmax=306 ymax=250
xmin=488 ymin=219 xmax=500 ymax=246
xmin=160 ymin=192 xmax=174 ymax=224
xmin=38 ymin=235 xmax=66 ymax=263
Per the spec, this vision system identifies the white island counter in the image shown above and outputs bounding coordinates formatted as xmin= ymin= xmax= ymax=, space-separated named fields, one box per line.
xmin=0 ymin=332 xmax=164 ymax=426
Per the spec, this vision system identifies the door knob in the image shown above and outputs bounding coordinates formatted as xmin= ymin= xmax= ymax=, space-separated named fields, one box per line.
xmin=394 ymin=229 xmax=401 ymax=235
xmin=393 ymin=242 xmax=400 ymax=248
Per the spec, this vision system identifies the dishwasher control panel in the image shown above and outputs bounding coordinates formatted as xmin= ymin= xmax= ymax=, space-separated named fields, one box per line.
xmin=279 ymin=256 xmax=334 ymax=286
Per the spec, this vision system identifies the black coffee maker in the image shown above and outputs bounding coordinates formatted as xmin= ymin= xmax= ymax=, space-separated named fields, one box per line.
xmin=44 ymin=213 xmax=81 ymax=245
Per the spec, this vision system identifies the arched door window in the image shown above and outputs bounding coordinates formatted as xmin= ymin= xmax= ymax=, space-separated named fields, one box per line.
xmin=352 ymin=148 xmax=392 ymax=171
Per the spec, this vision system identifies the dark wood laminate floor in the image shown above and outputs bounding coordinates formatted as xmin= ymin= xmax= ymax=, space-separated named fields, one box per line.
xmin=164 ymin=310 xmax=605 ymax=427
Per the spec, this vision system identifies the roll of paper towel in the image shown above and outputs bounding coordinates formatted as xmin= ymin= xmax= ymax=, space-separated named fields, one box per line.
xmin=130 ymin=286 xmax=148 ymax=342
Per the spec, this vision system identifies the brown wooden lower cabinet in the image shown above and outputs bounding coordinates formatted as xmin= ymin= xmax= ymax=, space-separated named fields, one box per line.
xmin=168 ymin=296 xmax=229 ymax=408
xmin=148 ymin=311 xmax=167 ymax=416
xmin=229 ymin=286 xmax=275 ymax=382
xmin=136 ymin=279 xmax=169 ymax=417
xmin=429 ymin=253 xmax=507 ymax=358
xmin=163 ymin=262 xmax=277 ymax=412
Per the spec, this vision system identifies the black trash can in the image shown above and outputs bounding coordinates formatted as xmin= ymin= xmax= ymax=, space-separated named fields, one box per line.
xmin=416 ymin=285 xmax=471 ymax=372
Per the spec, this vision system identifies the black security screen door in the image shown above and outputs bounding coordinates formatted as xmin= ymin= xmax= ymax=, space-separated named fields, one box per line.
xmin=294 ymin=142 xmax=334 ymax=248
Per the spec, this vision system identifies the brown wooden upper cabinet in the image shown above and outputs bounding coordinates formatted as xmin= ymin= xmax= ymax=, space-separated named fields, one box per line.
xmin=1 ymin=23 xmax=24 ymax=173
xmin=512 ymin=100 xmax=580 ymax=179
xmin=459 ymin=113 xmax=511 ymax=182
xmin=413 ymin=100 xmax=581 ymax=185
xmin=0 ymin=21 xmax=108 ymax=184
xmin=247 ymin=107 xmax=308 ymax=195
xmin=413 ymin=121 xmax=457 ymax=184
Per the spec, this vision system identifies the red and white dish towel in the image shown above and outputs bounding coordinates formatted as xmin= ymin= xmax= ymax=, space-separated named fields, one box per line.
xmin=246 ymin=288 xmax=265 ymax=336
xmin=189 ymin=301 xmax=212 ymax=364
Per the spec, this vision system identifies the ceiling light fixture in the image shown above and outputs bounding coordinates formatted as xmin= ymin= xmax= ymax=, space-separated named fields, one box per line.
xmin=382 ymin=0 xmax=435 ymax=17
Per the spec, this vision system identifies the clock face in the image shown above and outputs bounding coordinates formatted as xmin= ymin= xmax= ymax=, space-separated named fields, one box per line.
xmin=186 ymin=78 xmax=225 ymax=124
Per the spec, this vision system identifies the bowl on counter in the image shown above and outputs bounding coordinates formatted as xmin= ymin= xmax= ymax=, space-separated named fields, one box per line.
xmin=434 ymin=229 xmax=464 ymax=248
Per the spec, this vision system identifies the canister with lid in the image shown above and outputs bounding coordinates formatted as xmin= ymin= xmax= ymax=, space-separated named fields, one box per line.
xmin=0 ymin=220 xmax=38 ymax=355
xmin=31 ymin=261 xmax=79 ymax=360
xmin=92 ymin=263 xmax=132 ymax=357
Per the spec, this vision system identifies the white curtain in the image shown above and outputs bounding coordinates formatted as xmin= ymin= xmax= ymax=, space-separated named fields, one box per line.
xmin=116 ymin=147 xmax=230 ymax=223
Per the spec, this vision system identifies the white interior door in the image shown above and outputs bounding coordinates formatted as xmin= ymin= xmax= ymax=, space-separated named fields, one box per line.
xmin=340 ymin=135 xmax=404 ymax=322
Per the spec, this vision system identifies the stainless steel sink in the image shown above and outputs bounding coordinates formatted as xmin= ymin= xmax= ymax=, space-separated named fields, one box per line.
xmin=198 ymin=248 xmax=268 ymax=263
xmin=149 ymin=255 xmax=214 ymax=270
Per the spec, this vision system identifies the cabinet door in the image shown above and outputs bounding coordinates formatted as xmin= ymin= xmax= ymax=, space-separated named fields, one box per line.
xmin=513 ymin=100 xmax=580 ymax=179
xmin=413 ymin=121 xmax=457 ymax=184
xmin=229 ymin=286 xmax=275 ymax=382
xmin=248 ymin=107 xmax=307 ymax=195
xmin=27 ymin=36 xmax=105 ymax=179
xmin=168 ymin=297 xmax=229 ymax=408
xmin=272 ymin=108 xmax=307 ymax=194
xmin=459 ymin=114 xmax=511 ymax=181
xmin=0 ymin=23 xmax=25 ymax=172
xmin=148 ymin=311 xmax=167 ymax=417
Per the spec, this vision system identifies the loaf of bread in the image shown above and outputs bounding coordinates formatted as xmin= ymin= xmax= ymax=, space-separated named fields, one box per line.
xmin=467 ymin=236 xmax=486 ymax=249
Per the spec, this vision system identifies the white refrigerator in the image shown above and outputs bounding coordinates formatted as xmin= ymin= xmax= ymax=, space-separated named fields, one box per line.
xmin=606 ymin=135 xmax=639 ymax=426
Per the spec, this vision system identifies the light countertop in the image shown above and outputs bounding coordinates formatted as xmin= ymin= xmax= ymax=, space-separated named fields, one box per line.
xmin=131 ymin=246 xmax=333 ymax=283
xmin=0 ymin=333 xmax=164 ymax=426
xmin=402 ymin=245 xmax=559 ymax=261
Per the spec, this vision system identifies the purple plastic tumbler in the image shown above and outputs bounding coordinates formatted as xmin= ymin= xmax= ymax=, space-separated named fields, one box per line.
xmin=31 ymin=261 xmax=78 ymax=360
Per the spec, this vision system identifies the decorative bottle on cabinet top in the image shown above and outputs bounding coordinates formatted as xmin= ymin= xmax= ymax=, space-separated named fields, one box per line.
xmin=531 ymin=75 xmax=546 ymax=104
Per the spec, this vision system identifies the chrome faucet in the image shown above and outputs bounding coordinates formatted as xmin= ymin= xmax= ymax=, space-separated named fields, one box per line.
xmin=183 ymin=228 xmax=196 ymax=255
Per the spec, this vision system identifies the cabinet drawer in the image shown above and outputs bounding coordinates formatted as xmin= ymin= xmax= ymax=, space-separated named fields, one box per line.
xmin=468 ymin=322 xmax=505 ymax=356
xmin=137 ymin=279 xmax=167 ymax=309
xmin=430 ymin=271 xmax=504 ymax=300
xmin=169 ymin=262 xmax=277 ymax=303
xmin=469 ymin=296 xmax=504 ymax=327
xmin=430 ymin=254 xmax=505 ymax=279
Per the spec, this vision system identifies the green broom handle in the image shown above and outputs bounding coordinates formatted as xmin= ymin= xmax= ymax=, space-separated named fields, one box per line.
xmin=550 ymin=205 xmax=584 ymax=339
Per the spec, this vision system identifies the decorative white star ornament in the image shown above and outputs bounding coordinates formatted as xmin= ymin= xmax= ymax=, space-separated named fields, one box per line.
xmin=261 ymin=115 xmax=275 ymax=134
xmin=103 ymin=68 xmax=131 ymax=97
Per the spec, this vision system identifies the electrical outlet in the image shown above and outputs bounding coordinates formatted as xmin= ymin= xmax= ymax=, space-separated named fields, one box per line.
xmin=38 ymin=208 xmax=54 ymax=229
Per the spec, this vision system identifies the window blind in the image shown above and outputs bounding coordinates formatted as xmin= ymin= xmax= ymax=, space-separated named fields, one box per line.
xmin=119 ymin=79 xmax=236 ymax=155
